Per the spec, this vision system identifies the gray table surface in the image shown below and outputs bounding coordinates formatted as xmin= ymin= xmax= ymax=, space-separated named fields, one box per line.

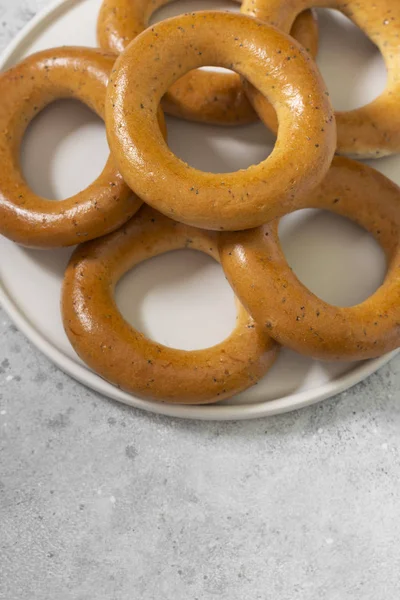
xmin=1 ymin=1 xmax=400 ymax=599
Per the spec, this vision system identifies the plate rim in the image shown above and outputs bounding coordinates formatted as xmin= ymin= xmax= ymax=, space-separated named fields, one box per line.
xmin=0 ymin=0 xmax=398 ymax=421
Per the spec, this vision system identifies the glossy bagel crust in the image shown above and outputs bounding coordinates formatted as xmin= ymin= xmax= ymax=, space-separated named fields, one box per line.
xmin=219 ymin=157 xmax=400 ymax=361
xmin=241 ymin=0 xmax=400 ymax=158
xmin=97 ymin=0 xmax=318 ymax=125
xmin=0 ymin=47 xmax=164 ymax=248
xmin=62 ymin=206 xmax=279 ymax=404
xmin=106 ymin=11 xmax=336 ymax=231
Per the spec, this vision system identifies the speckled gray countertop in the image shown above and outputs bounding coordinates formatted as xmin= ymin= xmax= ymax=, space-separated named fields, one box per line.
xmin=1 ymin=2 xmax=400 ymax=599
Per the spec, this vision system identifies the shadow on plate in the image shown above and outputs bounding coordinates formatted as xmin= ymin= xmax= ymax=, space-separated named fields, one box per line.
xmin=20 ymin=245 xmax=74 ymax=279
xmin=166 ymin=115 xmax=275 ymax=173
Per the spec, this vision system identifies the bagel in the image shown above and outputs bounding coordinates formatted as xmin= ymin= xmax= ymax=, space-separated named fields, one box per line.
xmin=219 ymin=157 xmax=400 ymax=360
xmin=62 ymin=206 xmax=279 ymax=404
xmin=0 ymin=47 xmax=165 ymax=247
xmin=241 ymin=0 xmax=400 ymax=157
xmin=98 ymin=0 xmax=318 ymax=125
xmin=106 ymin=11 xmax=336 ymax=231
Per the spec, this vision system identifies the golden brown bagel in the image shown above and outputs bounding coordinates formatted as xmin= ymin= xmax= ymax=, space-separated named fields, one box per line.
xmin=62 ymin=206 xmax=278 ymax=404
xmin=0 ymin=47 xmax=165 ymax=248
xmin=106 ymin=11 xmax=336 ymax=231
xmin=97 ymin=0 xmax=318 ymax=125
xmin=241 ymin=0 xmax=400 ymax=158
xmin=219 ymin=157 xmax=400 ymax=361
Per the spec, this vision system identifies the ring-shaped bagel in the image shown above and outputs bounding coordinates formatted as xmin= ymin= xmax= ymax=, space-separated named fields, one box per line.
xmin=241 ymin=0 xmax=400 ymax=158
xmin=0 ymin=47 xmax=165 ymax=248
xmin=62 ymin=206 xmax=279 ymax=404
xmin=106 ymin=11 xmax=336 ymax=231
xmin=219 ymin=157 xmax=400 ymax=361
xmin=98 ymin=0 xmax=318 ymax=125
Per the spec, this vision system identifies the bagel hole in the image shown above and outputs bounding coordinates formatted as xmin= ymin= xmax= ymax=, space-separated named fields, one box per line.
xmin=278 ymin=209 xmax=386 ymax=307
xmin=115 ymin=249 xmax=237 ymax=350
xmin=315 ymin=9 xmax=386 ymax=111
xmin=166 ymin=117 xmax=275 ymax=172
xmin=20 ymin=99 xmax=109 ymax=200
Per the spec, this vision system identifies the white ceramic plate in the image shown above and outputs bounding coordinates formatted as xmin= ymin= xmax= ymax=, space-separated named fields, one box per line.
xmin=0 ymin=0 xmax=398 ymax=420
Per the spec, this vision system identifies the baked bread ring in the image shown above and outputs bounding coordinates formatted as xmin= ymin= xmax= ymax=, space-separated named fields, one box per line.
xmin=219 ymin=157 xmax=400 ymax=361
xmin=106 ymin=11 xmax=336 ymax=231
xmin=241 ymin=0 xmax=400 ymax=158
xmin=62 ymin=206 xmax=278 ymax=404
xmin=97 ymin=0 xmax=318 ymax=125
xmin=0 ymin=47 xmax=165 ymax=248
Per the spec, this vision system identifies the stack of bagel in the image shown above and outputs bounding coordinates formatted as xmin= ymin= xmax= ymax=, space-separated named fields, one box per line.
xmin=0 ymin=0 xmax=399 ymax=405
